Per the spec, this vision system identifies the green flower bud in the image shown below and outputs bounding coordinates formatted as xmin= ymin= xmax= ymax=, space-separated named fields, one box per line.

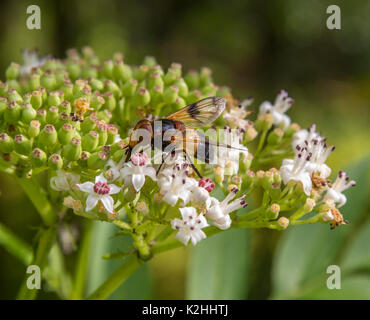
xmin=89 ymin=78 xmax=104 ymax=91
xmin=66 ymin=59 xmax=81 ymax=80
xmin=6 ymin=63 xmax=20 ymax=80
xmin=113 ymin=61 xmax=132 ymax=82
xmin=122 ymin=79 xmax=138 ymax=97
xmin=0 ymin=81 xmax=9 ymax=97
xmin=174 ymin=78 xmax=189 ymax=98
xmin=200 ymin=67 xmax=212 ymax=87
xmin=164 ymin=68 xmax=177 ymax=86
xmin=22 ymin=93 xmax=32 ymax=104
xmin=255 ymin=114 xmax=273 ymax=131
xmin=59 ymin=100 xmax=72 ymax=115
xmin=96 ymin=120 xmax=108 ymax=145
xmin=277 ymin=217 xmax=289 ymax=229
xmin=4 ymin=101 xmax=21 ymax=124
xmin=132 ymin=87 xmax=150 ymax=107
xmin=29 ymin=73 xmax=41 ymax=91
xmin=90 ymin=94 xmax=105 ymax=111
xmin=40 ymin=70 xmax=57 ymax=91
xmin=43 ymin=59 xmax=59 ymax=70
xmin=81 ymin=65 xmax=98 ymax=79
xmin=262 ymin=171 xmax=274 ymax=190
xmin=103 ymin=59 xmax=114 ymax=78
xmin=0 ymin=133 xmax=14 ymax=153
xmin=73 ymin=80 xmax=91 ymax=99
xmin=104 ymin=80 xmax=121 ymax=99
xmin=30 ymin=90 xmax=43 ymax=110
xmin=14 ymin=134 xmax=32 ymax=155
xmin=28 ymin=120 xmax=41 ymax=138
xmin=36 ymin=109 xmax=47 ymax=124
xmin=0 ymin=97 xmax=7 ymax=119
xmin=243 ymin=170 xmax=255 ymax=190
xmin=60 ymin=80 xmax=74 ymax=100
xmin=7 ymin=80 xmax=20 ymax=92
xmin=31 ymin=148 xmax=47 ymax=167
xmin=82 ymin=130 xmax=99 ymax=152
xmin=170 ymin=63 xmax=182 ymax=78
xmin=202 ymin=82 xmax=218 ymax=96
xmin=186 ymin=89 xmax=202 ymax=104
xmin=163 ymin=85 xmax=179 ymax=104
xmin=149 ymin=85 xmax=163 ymax=107
xmin=47 ymin=91 xmax=62 ymax=107
xmin=173 ymin=97 xmax=186 ymax=109
xmin=98 ymin=109 xmax=112 ymax=123
xmin=38 ymin=86 xmax=47 ymax=101
xmin=134 ymin=65 xmax=149 ymax=82
xmin=48 ymin=153 xmax=63 ymax=170
xmin=217 ymin=86 xmax=230 ymax=97
xmin=270 ymin=182 xmax=281 ymax=201
xmin=63 ymin=137 xmax=82 ymax=162
xmin=267 ymin=128 xmax=284 ymax=145
xmin=58 ymin=123 xmax=75 ymax=145
xmin=112 ymin=149 xmax=126 ymax=162
xmin=285 ymin=123 xmax=301 ymax=138
xmin=39 ymin=124 xmax=58 ymax=147
xmin=106 ymin=124 xmax=118 ymax=144
xmin=110 ymin=139 xmax=126 ymax=154
xmin=21 ymin=103 xmax=37 ymax=123
xmin=103 ymin=92 xmax=116 ymax=111
xmin=87 ymin=150 xmax=109 ymax=170
xmin=54 ymin=68 xmax=68 ymax=87
xmin=7 ymin=88 xmax=23 ymax=104
xmin=80 ymin=112 xmax=97 ymax=133
xmin=267 ymin=203 xmax=280 ymax=220
xmin=46 ymin=106 xmax=59 ymax=124
xmin=143 ymin=56 xmax=157 ymax=68
xmin=78 ymin=151 xmax=91 ymax=168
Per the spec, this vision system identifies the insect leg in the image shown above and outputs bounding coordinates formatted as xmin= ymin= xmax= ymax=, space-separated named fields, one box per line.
xmin=182 ymin=149 xmax=202 ymax=179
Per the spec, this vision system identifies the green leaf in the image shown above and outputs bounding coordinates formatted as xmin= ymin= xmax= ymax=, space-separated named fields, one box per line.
xmin=186 ymin=228 xmax=251 ymax=299
xmin=86 ymin=220 xmax=152 ymax=299
xmin=271 ymin=155 xmax=370 ymax=299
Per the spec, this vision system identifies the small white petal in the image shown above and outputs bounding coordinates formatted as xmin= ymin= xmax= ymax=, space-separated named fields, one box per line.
xmin=108 ymin=184 xmax=121 ymax=195
xmin=101 ymin=195 xmax=114 ymax=213
xmin=95 ymin=174 xmax=107 ymax=184
xmin=131 ymin=174 xmax=146 ymax=191
xmin=77 ymin=182 xmax=94 ymax=193
xmin=86 ymin=194 xmax=99 ymax=211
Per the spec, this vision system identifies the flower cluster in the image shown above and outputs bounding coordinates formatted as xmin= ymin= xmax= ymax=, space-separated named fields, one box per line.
xmin=0 ymin=47 xmax=356 ymax=260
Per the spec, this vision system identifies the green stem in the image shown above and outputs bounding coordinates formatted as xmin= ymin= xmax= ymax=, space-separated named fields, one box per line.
xmin=17 ymin=227 xmax=57 ymax=300
xmin=254 ymin=129 xmax=268 ymax=158
xmin=0 ymin=223 xmax=33 ymax=265
xmin=70 ymin=221 xmax=92 ymax=300
xmin=87 ymin=256 xmax=142 ymax=300
xmin=16 ymin=176 xmax=57 ymax=226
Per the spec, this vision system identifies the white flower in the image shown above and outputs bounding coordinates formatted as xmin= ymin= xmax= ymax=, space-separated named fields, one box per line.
xmin=19 ymin=49 xmax=49 ymax=77
xmin=77 ymin=174 xmax=120 ymax=213
xmin=206 ymin=188 xmax=247 ymax=230
xmin=223 ymin=97 xmax=253 ymax=131
xmin=190 ymin=178 xmax=215 ymax=204
xmin=50 ymin=170 xmax=80 ymax=191
xmin=293 ymin=125 xmax=334 ymax=178
xmin=259 ymin=90 xmax=294 ymax=129
xmin=324 ymin=171 xmax=356 ymax=208
xmin=280 ymin=150 xmax=313 ymax=196
xmin=158 ymin=163 xmax=197 ymax=206
xmin=105 ymin=159 xmax=124 ymax=181
xmin=171 ymin=207 xmax=208 ymax=246
xmin=120 ymin=153 xmax=157 ymax=192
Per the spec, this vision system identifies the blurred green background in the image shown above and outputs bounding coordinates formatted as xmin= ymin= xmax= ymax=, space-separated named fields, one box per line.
xmin=0 ymin=0 xmax=369 ymax=299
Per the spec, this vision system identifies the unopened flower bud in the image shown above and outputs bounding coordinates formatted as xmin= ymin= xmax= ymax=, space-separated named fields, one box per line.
xmin=87 ymin=150 xmax=109 ymax=170
xmin=78 ymin=151 xmax=91 ymax=168
xmin=132 ymin=87 xmax=150 ymax=107
xmin=90 ymin=94 xmax=105 ymax=110
xmin=214 ymin=166 xmax=224 ymax=184
xmin=72 ymin=199 xmax=83 ymax=212
xmin=285 ymin=123 xmax=301 ymax=138
xmin=113 ymin=60 xmax=132 ymax=82
xmin=46 ymin=106 xmax=59 ymax=124
xmin=96 ymin=120 xmax=108 ymax=145
xmin=0 ymin=133 xmax=14 ymax=153
xmin=0 ymin=97 xmax=7 ymax=119
xmin=184 ymin=70 xmax=200 ymax=90
xmin=6 ymin=62 xmax=20 ymax=80
xmin=255 ymin=113 xmax=273 ymax=131
xmin=104 ymin=80 xmax=121 ymax=99
xmin=106 ymin=124 xmax=118 ymax=145
xmin=8 ymin=88 xmax=23 ymax=104
xmin=244 ymin=126 xmax=258 ymax=143
xmin=28 ymin=120 xmax=41 ymax=138
xmin=40 ymin=70 xmax=57 ymax=91
xmin=134 ymin=65 xmax=150 ymax=81
xmin=63 ymin=196 xmax=74 ymax=208
xmin=143 ymin=56 xmax=157 ymax=68
xmin=174 ymin=78 xmax=189 ymax=98
xmin=163 ymin=85 xmax=179 ymax=104
xmin=58 ymin=123 xmax=74 ymax=145
xmin=277 ymin=217 xmax=289 ymax=229
xmin=31 ymin=148 xmax=47 ymax=166
xmin=39 ymin=124 xmax=58 ymax=147
xmin=270 ymin=182 xmax=281 ymax=200
xmin=63 ymin=137 xmax=82 ymax=162
xmin=136 ymin=200 xmax=149 ymax=215
xmin=21 ymin=103 xmax=37 ymax=123
xmin=164 ymin=68 xmax=177 ymax=86
xmin=30 ymin=91 xmax=43 ymax=110
xmin=303 ymin=198 xmax=316 ymax=213
xmin=14 ymin=134 xmax=32 ymax=155
xmin=80 ymin=112 xmax=97 ymax=133
xmin=36 ymin=109 xmax=47 ymax=124
xmin=48 ymin=153 xmax=63 ymax=169
xmin=4 ymin=101 xmax=21 ymax=124
xmin=82 ymin=130 xmax=99 ymax=152
xmin=199 ymin=67 xmax=212 ymax=87
xmin=103 ymin=59 xmax=114 ymax=78
xmin=29 ymin=73 xmax=41 ymax=91
xmin=227 ymin=184 xmax=238 ymax=193
xmin=267 ymin=128 xmax=284 ymax=145
xmin=268 ymin=203 xmax=280 ymax=219
xmin=103 ymin=92 xmax=116 ymax=111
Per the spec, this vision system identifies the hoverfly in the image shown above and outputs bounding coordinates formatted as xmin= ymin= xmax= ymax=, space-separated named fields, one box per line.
xmin=125 ymin=96 xmax=244 ymax=178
